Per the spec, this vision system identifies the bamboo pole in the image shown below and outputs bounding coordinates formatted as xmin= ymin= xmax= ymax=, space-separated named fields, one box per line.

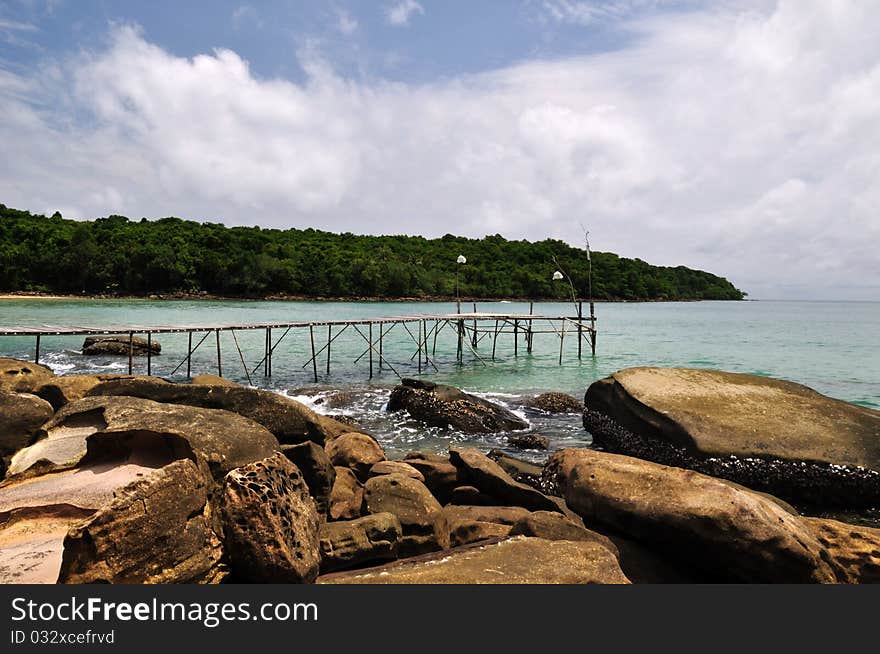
xmin=559 ymin=319 xmax=567 ymax=365
xmin=379 ymin=321 xmax=383 ymax=370
xmin=128 ymin=332 xmax=134 ymax=374
xmin=187 ymin=331 xmax=192 ymax=377
xmin=34 ymin=334 xmax=40 ymax=365
xmin=577 ymin=300 xmax=583 ymax=360
xmin=528 ymin=302 xmax=534 ymax=353
xmin=368 ymin=323 xmax=374 ymax=379
xmin=215 ymin=329 xmax=222 ymax=377
xmin=417 ymin=320 xmax=422 ymax=374
xmin=326 ymin=324 xmax=332 ymax=376
xmin=432 ymin=319 xmax=439 ymax=355
xmin=492 ymin=319 xmax=499 ymax=360
xmin=514 ymin=320 xmax=519 ymax=356
xmin=264 ymin=328 xmax=269 ymax=376
xmin=147 ymin=332 xmax=152 ymax=376
xmin=268 ymin=327 xmax=273 ymax=376
xmin=309 ymin=325 xmax=318 ymax=383
xmin=472 ymin=302 xmax=478 ymax=347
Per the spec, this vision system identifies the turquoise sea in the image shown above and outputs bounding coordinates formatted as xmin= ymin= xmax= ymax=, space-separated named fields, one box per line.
xmin=1 ymin=299 xmax=877 ymax=459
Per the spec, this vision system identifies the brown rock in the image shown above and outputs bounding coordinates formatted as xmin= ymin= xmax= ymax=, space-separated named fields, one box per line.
xmin=369 ymin=460 xmax=424 ymax=482
xmin=449 ymin=447 xmax=560 ymax=513
xmin=190 ymin=374 xmax=240 ymax=387
xmin=318 ymin=513 xmax=402 ymax=573
xmin=329 ymin=466 xmax=364 ymax=520
xmin=281 ymin=442 xmax=336 ymax=516
xmin=448 ymin=485 xmax=498 ymax=506
xmin=509 ymin=510 xmax=618 ymax=555
xmin=507 ymin=433 xmax=550 ymax=450
xmin=0 ymin=358 xmax=54 ymax=393
xmin=34 ymin=375 xmax=110 ymax=410
xmin=524 ymin=392 xmax=582 ymax=413
xmin=440 ymin=504 xmax=531 ymax=526
xmin=487 ymin=449 xmax=545 ymax=491
xmin=219 ymin=453 xmax=320 ymax=583
xmin=325 ymin=432 xmax=385 ymax=482
xmin=58 ymin=459 xmax=224 ymax=584
xmin=364 ymin=473 xmax=447 ymax=556
xmin=803 ymin=517 xmax=880 ymax=584
xmin=402 ymin=453 xmax=460 ymax=503
xmin=447 ymin=521 xmax=511 ymax=548
xmin=0 ymin=391 xmax=53 ymax=461
xmin=82 ymin=335 xmax=161 ymax=356
xmin=319 ymin=537 xmax=630 ymax=584
xmin=546 ymin=448 xmax=840 ymax=583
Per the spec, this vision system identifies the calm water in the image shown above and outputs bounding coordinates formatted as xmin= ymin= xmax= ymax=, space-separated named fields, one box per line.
xmin=1 ymin=299 xmax=877 ymax=459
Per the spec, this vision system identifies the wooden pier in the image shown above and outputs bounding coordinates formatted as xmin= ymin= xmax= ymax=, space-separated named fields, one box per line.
xmin=0 ymin=305 xmax=597 ymax=382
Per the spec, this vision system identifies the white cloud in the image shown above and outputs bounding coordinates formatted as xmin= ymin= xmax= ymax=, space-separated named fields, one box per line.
xmin=0 ymin=19 xmax=38 ymax=32
xmin=1 ymin=2 xmax=880 ymax=299
xmin=336 ymin=9 xmax=358 ymax=35
xmin=386 ymin=0 xmax=424 ymax=27
xmin=540 ymin=0 xmax=691 ymax=25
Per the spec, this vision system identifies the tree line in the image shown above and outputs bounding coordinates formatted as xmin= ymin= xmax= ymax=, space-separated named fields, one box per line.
xmin=0 ymin=204 xmax=745 ymax=301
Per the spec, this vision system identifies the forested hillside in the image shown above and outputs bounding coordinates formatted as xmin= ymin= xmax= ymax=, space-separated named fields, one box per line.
xmin=0 ymin=204 xmax=744 ymax=300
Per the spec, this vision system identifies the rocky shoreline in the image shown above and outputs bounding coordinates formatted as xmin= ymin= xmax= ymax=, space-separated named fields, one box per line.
xmin=1 ymin=357 xmax=878 ymax=584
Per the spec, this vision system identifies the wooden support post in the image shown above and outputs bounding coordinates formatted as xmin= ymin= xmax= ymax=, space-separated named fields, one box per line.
xmin=472 ymin=302 xmax=477 ymax=348
xmin=492 ymin=319 xmax=499 ymax=360
xmin=577 ymin=300 xmax=583 ymax=360
xmin=231 ymin=329 xmax=252 ymax=386
xmin=186 ymin=331 xmax=192 ymax=378
xmin=417 ymin=321 xmax=422 ymax=374
xmin=379 ymin=322 xmax=383 ymax=370
xmin=559 ymin=319 xmax=567 ymax=365
xmin=128 ymin=332 xmax=134 ymax=375
xmin=34 ymin=334 xmax=41 ymax=365
xmin=215 ymin=329 xmax=222 ymax=377
xmin=268 ymin=327 xmax=272 ymax=376
xmin=368 ymin=323 xmax=374 ymax=379
xmin=326 ymin=325 xmax=332 ymax=375
xmin=528 ymin=302 xmax=534 ymax=353
xmin=147 ymin=332 xmax=152 ymax=376
xmin=309 ymin=325 xmax=318 ymax=383
xmin=514 ymin=320 xmax=519 ymax=356
xmin=457 ymin=319 xmax=464 ymax=361
xmin=432 ymin=320 xmax=439 ymax=355
xmin=264 ymin=328 xmax=269 ymax=376
xmin=590 ymin=301 xmax=596 ymax=356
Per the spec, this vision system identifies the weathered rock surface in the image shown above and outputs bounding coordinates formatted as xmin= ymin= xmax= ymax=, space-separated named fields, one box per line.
xmin=364 ymin=473 xmax=447 ymax=556
xmin=219 ymin=453 xmax=320 ymax=583
xmin=325 ymin=432 xmax=385 ymax=481
xmin=319 ymin=537 xmax=630 ymax=584
xmin=58 ymin=459 xmax=224 ymax=584
xmin=281 ymin=442 xmax=336 ymax=516
xmin=0 ymin=391 xmax=53 ymax=462
xmin=318 ymin=512 xmax=402 ymax=573
xmin=524 ymin=392 xmax=582 ymax=413
xmin=440 ymin=504 xmax=531 ymax=526
xmin=0 ymin=358 xmax=54 ymax=393
xmin=190 ymin=374 xmax=239 ymax=387
xmin=387 ymin=378 xmax=529 ymax=434
xmin=509 ymin=510 xmax=617 ymax=554
xmin=82 ymin=335 xmax=161 ymax=356
xmin=584 ymin=367 xmax=880 ymax=507
xmin=446 ymin=520 xmax=511 ymax=547
xmin=487 ymin=450 xmax=546 ymax=491
xmin=448 ymin=485 xmax=498 ymax=506
xmin=507 ymin=433 xmax=550 ymax=450
xmin=803 ymin=517 xmax=880 ymax=584
xmin=402 ymin=452 xmax=460 ymax=503
xmin=329 ymin=466 xmax=364 ymax=520
xmin=8 ymin=395 xmax=278 ymax=480
xmin=86 ymin=376 xmax=353 ymax=445
xmin=369 ymin=460 xmax=424 ymax=482
xmin=34 ymin=375 xmax=114 ymax=410
xmin=546 ymin=448 xmax=841 ymax=583
xmin=449 ymin=447 xmax=560 ymax=513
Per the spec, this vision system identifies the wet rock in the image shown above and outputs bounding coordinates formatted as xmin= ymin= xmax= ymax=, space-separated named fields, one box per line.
xmin=82 ymin=335 xmax=161 ymax=356
xmin=506 ymin=433 xmax=550 ymax=451
xmin=402 ymin=452 xmax=461 ymax=503
xmin=87 ymin=376 xmax=354 ymax=445
xmin=524 ymin=392 xmax=582 ymax=413
xmin=219 ymin=453 xmax=320 ymax=583
xmin=487 ymin=449 xmax=546 ymax=491
xmin=584 ymin=367 xmax=880 ymax=508
xmin=364 ymin=473 xmax=448 ymax=556
xmin=0 ymin=358 xmax=54 ymax=393
xmin=329 ymin=466 xmax=364 ymax=520
xmin=281 ymin=442 xmax=336 ymax=516
xmin=546 ymin=448 xmax=840 ymax=583
xmin=0 ymin=391 xmax=53 ymax=464
xmin=448 ymin=485 xmax=498 ymax=506
xmin=387 ymin=378 xmax=528 ymax=434
xmin=319 ymin=537 xmax=630 ymax=584
xmin=58 ymin=459 xmax=224 ymax=584
xmin=509 ymin=510 xmax=618 ymax=554
xmin=369 ymin=460 xmax=425 ymax=482
xmin=449 ymin=447 xmax=560 ymax=513
xmin=318 ymin=513 xmax=402 ymax=573
xmin=325 ymin=433 xmax=385 ymax=482
xmin=802 ymin=517 xmax=880 ymax=584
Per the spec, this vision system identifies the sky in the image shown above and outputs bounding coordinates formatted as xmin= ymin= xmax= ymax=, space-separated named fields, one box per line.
xmin=1 ymin=1 xmax=878 ymax=300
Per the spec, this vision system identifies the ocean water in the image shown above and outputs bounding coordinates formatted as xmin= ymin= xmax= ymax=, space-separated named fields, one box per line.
xmin=1 ymin=299 xmax=877 ymax=459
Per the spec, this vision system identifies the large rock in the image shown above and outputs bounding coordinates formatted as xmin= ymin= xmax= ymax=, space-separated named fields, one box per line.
xmin=387 ymin=379 xmax=528 ymax=434
xmin=364 ymin=473 xmax=447 ymax=556
xmin=82 ymin=335 xmax=161 ymax=356
xmin=325 ymin=432 xmax=385 ymax=482
xmin=0 ymin=391 xmax=53 ymax=462
xmin=86 ymin=376 xmax=354 ymax=445
xmin=281 ymin=442 xmax=336 ymax=516
xmin=329 ymin=466 xmax=364 ymax=520
xmin=8 ymin=395 xmax=278 ymax=481
xmin=802 ymin=517 xmax=880 ymax=584
xmin=319 ymin=537 xmax=630 ymax=584
xmin=219 ymin=453 xmax=321 ymax=583
xmin=584 ymin=367 xmax=880 ymax=507
xmin=58 ymin=459 xmax=224 ymax=584
xmin=509 ymin=510 xmax=617 ymax=554
xmin=318 ymin=513 xmax=402 ymax=573
xmin=487 ymin=450 xmax=546 ymax=491
xmin=369 ymin=460 xmax=424 ymax=482
xmin=524 ymin=392 xmax=582 ymax=413
xmin=402 ymin=452 xmax=461 ymax=503
xmin=0 ymin=358 xmax=54 ymax=393
xmin=507 ymin=433 xmax=550 ymax=451
xmin=449 ymin=447 xmax=560 ymax=513
xmin=546 ymin=448 xmax=841 ymax=583
xmin=440 ymin=504 xmax=521 ymax=547
xmin=34 ymin=375 xmax=112 ymax=410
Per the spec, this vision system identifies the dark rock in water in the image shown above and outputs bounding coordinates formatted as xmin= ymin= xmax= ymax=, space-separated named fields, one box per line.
xmin=387 ymin=378 xmax=528 ymax=434
xmin=363 ymin=473 xmax=448 ymax=556
xmin=0 ymin=358 xmax=54 ymax=393
xmin=82 ymin=335 xmax=161 ymax=356
xmin=524 ymin=392 xmax=582 ymax=413
xmin=546 ymin=448 xmax=841 ymax=583
xmin=87 ymin=376 xmax=354 ymax=445
xmin=325 ymin=432 xmax=385 ymax=482
xmin=448 ymin=485 xmax=499 ymax=506
xmin=584 ymin=367 xmax=880 ymax=508
xmin=450 ymin=447 xmax=560 ymax=513
xmin=506 ymin=433 xmax=550 ymax=451
xmin=318 ymin=537 xmax=630 ymax=584
xmin=329 ymin=466 xmax=364 ymax=521
xmin=402 ymin=452 xmax=461 ymax=503
xmin=281 ymin=442 xmax=336 ymax=516
xmin=319 ymin=513 xmax=402 ymax=573
xmin=219 ymin=453 xmax=320 ymax=583
xmin=0 ymin=391 xmax=53 ymax=464
xmin=59 ymin=459 xmax=225 ymax=584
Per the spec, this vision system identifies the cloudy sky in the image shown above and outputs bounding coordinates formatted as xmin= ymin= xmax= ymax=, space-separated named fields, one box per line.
xmin=1 ymin=1 xmax=878 ymax=300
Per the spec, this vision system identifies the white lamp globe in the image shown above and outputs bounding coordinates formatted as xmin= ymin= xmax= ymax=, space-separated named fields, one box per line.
xmin=552 ymin=271 xmax=564 ymax=280
xmin=457 ymin=255 xmax=467 ymax=264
